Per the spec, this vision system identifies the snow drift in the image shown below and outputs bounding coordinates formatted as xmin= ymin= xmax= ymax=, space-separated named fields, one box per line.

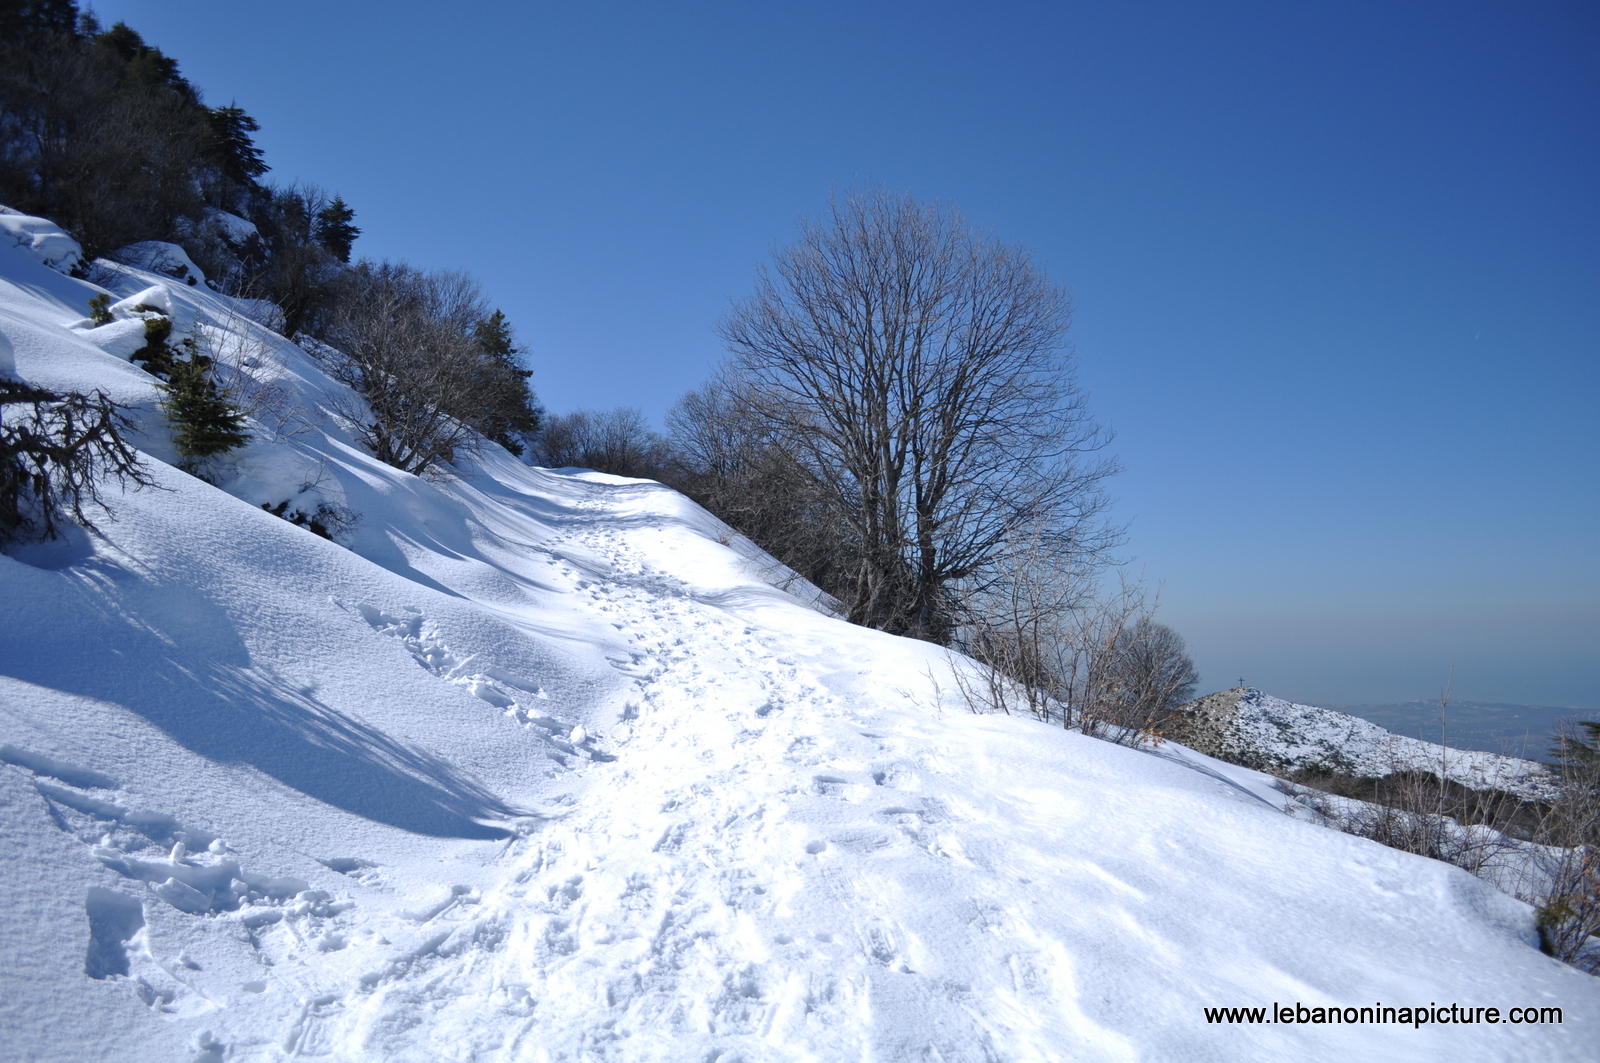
xmin=0 ymin=212 xmax=1595 ymax=1061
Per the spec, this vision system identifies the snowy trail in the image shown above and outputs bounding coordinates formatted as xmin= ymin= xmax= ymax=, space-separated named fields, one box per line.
xmin=252 ymin=480 xmax=1596 ymax=1061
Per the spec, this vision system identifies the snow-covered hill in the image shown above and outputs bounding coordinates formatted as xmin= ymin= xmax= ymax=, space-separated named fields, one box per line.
xmin=1171 ymin=688 xmax=1561 ymax=802
xmin=1 ymin=214 xmax=1596 ymax=1060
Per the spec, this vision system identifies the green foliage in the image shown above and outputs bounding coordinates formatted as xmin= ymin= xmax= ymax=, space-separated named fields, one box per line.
xmin=314 ymin=195 xmax=360 ymax=263
xmin=130 ymin=316 xmax=175 ymax=377
xmin=0 ymin=0 xmax=84 ymax=40
xmin=475 ymin=309 xmax=518 ymax=360
xmin=0 ymin=3 xmax=209 ymax=256
xmin=0 ymin=1 xmax=359 ymax=337
xmin=160 ymin=352 xmax=249 ymax=472
xmin=1553 ymin=721 xmax=1600 ymax=773
xmin=93 ymin=21 xmax=194 ymax=98
xmin=249 ymin=185 xmax=350 ymax=336
xmin=86 ymin=293 xmax=112 ymax=326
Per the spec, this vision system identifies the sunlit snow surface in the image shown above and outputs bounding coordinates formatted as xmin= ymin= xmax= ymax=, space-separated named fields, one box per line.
xmin=0 ymin=218 xmax=1595 ymax=1061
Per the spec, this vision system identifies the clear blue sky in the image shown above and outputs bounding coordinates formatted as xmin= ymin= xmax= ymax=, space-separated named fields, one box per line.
xmin=92 ymin=0 xmax=1598 ymax=708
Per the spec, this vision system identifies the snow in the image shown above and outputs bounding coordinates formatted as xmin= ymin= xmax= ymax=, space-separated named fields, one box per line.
xmin=198 ymin=207 xmax=260 ymax=248
xmin=0 ymin=209 xmax=1596 ymax=1059
xmin=0 ymin=209 xmax=83 ymax=275
xmin=110 ymin=241 xmax=207 ymax=288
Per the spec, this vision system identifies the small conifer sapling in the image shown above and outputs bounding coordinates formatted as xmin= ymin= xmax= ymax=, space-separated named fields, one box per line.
xmin=86 ymin=293 xmax=113 ymax=326
xmin=160 ymin=348 xmax=249 ymax=475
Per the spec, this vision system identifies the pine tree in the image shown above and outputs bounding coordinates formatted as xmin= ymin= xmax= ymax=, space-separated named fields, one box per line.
xmin=160 ymin=353 xmax=249 ymax=473
xmin=1554 ymin=722 xmax=1600 ymax=773
xmin=472 ymin=309 xmax=542 ymax=455
xmin=0 ymin=0 xmax=82 ymax=39
xmin=204 ymin=104 xmax=269 ymax=187
xmin=474 ymin=310 xmax=521 ymax=364
xmin=94 ymin=21 xmax=195 ymax=99
xmin=314 ymin=196 xmax=360 ymax=263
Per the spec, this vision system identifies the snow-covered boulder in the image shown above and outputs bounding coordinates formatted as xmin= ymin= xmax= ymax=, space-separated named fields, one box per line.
xmin=0 ymin=207 xmax=84 ymax=275
xmin=64 ymin=283 xmax=198 ymax=363
xmin=199 ymin=207 xmax=257 ymax=247
xmin=109 ymin=241 xmax=206 ymax=288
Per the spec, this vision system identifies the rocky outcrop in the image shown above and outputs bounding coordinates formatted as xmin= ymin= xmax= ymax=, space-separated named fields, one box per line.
xmin=1169 ymin=687 xmax=1560 ymax=801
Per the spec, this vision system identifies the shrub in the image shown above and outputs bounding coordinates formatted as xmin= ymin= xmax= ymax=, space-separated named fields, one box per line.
xmin=86 ymin=293 xmax=112 ymax=325
xmin=0 ymin=378 xmax=153 ymax=543
xmin=131 ymin=315 xmax=175 ymax=376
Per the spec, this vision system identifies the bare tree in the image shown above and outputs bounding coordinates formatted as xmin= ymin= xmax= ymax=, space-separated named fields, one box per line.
xmin=667 ymin=373 xmax=844 ymax=590
xmin=950 ymin=517 xmax=1100 ymax=720
xmin=320 ymin=263 xmax=529 ymax=477
xmin=536 ymin=407 xmax=672 ymax=479
xmin=717 ymin=185 xmax=1117 ymax=642
xmin=1079 ymin=615 xmax=1200 ymax=743
xmin=950 ymin=527 xmax=1197 ymax=746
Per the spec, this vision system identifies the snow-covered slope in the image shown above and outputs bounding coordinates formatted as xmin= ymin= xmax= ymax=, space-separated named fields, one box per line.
xmin=1 ymin=215 xmax=1596 ymax=1061
xmin=1171 ymin=688 xmax=1560 ymax=801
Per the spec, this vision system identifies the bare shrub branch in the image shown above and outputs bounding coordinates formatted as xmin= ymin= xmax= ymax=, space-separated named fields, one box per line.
xmin=1 ymin=379 xmax=155 ymax=543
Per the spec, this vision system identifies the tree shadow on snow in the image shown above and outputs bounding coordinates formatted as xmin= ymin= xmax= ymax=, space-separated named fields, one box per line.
xmin=0 ymin=555 xmax=514 ymax=839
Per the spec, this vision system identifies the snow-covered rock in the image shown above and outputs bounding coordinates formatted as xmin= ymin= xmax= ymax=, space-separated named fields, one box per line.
xmin=1170 ymin=687 xmax=1561 ymax=801
xmin=109 ymin=241 xmax=206 ymax=288
xmin=1 ymin=224 xmax=1595 ymax=1060
xmin=0 ymin=207 xmax=83 ymax=275
xmin=198 ymin=207 xmax=258 ymax=247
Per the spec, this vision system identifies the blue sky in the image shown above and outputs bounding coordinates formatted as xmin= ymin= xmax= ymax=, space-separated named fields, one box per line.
xmin=92 ymin=0 xmax=1598 ymax=708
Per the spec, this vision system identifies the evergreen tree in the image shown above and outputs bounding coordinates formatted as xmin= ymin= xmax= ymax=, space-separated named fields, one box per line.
xmin=475 ymin=309 xmax=522 ymax=365
xmin=160 ymin=353 xmax=249 ymax=472
xmin=204 ymin=103 xmax=269 ymax=187
xmin=1554 ymin=722 xmax=1600 ymax=773
xmin=314 ymin=196 xmax=360 ymax=263
xmin=93 ymin=21 xmax=195 ymax=100
xmin=0 ymin=0 xmax=82 ymax=39
xmin=472 ymin=309 xmax=542 ymax=455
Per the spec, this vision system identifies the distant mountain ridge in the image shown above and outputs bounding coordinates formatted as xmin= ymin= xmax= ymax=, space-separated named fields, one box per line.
xmin=1169 ymin=687 xmax=1560 ymax=802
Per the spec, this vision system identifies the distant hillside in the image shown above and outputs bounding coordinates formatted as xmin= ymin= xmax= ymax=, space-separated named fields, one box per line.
xmin=1169 ymin=687 xmax=1560 ymax=801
